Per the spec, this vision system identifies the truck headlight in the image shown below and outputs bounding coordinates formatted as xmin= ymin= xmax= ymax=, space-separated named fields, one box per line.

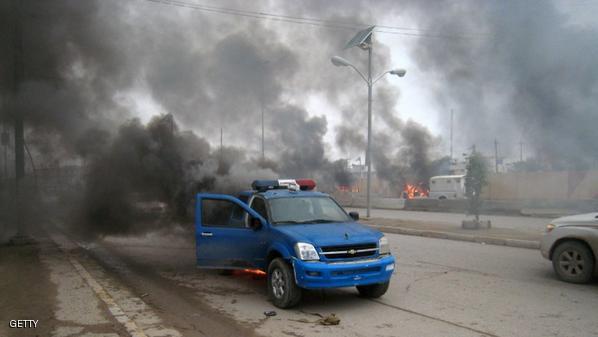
xmin=546 ymin=223 xmax=556 ymax=232
xmin=379 ymin=236 xmax=390 ymax=255
xmin=294 ymin=242 xmax=320 ymax=261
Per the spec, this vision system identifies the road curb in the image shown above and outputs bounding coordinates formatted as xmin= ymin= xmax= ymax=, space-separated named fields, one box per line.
xmin=45 ymin=229 xmax=151 ymax=337
xmin=370 ymin=225 xmax=540 ymax=250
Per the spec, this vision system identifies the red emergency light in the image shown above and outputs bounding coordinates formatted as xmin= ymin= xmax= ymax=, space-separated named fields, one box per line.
xmin=295 ymin=179 xmax=316 ymax=191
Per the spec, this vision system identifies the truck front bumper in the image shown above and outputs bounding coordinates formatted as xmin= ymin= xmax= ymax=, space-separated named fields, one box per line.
xmin=292 ymin=255 xmax=395 ymax=289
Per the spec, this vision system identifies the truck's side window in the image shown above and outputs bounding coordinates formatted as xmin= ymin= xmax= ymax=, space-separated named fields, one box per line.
xmin=250 ymin=197 xmax=268 ymax=220
xmin=202 ymin=199 xmax=246 ymax=228
xmin=229 ymin=203 xmax=246 ymax=227
xmin=229 ymin=194 xmax=250 ymax=226
xmin=231 ymin=202 xmax=245 ymax=219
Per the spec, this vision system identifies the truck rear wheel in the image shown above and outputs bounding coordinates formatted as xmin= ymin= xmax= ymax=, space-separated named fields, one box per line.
xmin=267 ymin=258 xmax=302 ymax=308
xmin=356 ymin=281 xmax=389 ymax=298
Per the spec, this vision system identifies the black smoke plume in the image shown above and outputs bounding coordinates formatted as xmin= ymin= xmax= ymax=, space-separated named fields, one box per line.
xmin=404 ymin=0 xmax=598 ymax=169
xmin=1 ymin=0 xmax=443 ymax=236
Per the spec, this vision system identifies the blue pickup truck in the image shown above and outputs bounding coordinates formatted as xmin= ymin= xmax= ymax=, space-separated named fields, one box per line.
xmin=195 ymin=179 xmax=395 ymax=308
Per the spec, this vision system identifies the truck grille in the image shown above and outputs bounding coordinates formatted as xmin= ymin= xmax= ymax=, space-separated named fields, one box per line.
xmin=320 ymin=243 xmax=378 ymax=259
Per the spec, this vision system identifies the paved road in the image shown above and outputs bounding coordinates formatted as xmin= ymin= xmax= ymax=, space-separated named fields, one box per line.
xmin=347 ymin=208 xmax=551 ymax=232
xmin=84 ymin=230 xmax=598 ymax=337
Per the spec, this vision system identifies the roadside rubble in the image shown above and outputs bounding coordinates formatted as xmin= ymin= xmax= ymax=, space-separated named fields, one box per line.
xmin=291 ymin=312 xmax=341 ymax=326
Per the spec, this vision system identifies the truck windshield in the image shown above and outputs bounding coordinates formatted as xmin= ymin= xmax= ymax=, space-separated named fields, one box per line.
xmin=269 ymin=197 xmax=351 ymax=225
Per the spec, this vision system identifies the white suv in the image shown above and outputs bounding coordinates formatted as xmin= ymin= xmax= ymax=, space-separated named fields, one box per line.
xmin=540 ymin=213 xmax=598 ymax=283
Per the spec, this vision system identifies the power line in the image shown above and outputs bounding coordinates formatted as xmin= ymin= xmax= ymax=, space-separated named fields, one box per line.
xmin=168 ymin=1 xmax=433 ymax=33
xmin=144 ymin=0 xmax=487 ymax=40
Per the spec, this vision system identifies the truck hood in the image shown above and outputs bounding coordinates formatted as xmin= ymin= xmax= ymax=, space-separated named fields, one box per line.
xmin=273 ymin=222 xmax=381 ymax=247
xmin=552 ymin=212 xmax=598 ymax=227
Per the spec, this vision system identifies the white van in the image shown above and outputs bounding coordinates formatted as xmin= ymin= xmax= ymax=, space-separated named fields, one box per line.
xmin=429 ymin=175 xmax=466 ymax=200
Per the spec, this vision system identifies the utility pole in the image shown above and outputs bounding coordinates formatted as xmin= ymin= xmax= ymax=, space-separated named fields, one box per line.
xmin=494 ymin=139 xmax=499 ymax=173
xmin=12 ymin=0 xmax=27 ymax=240
xmin=519 ymin=141 xmax=524 ymax=162
xmin=2 ymin=126 xmax=8 ymax=179
xmin=219 ymin=127 xmax=223 ymax=163
xmin=450 ymin=109 xmax=454 ymax=160
xmin=365 ymin=36 xmax=373 ymax=219
xmin=261 ymin=105 xmax=265 ymax=162
xmin=13 ymin=0 xmax=24 ymax=183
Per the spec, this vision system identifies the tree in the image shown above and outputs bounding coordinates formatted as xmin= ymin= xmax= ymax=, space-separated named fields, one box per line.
xmin=465 ymin=151 xmax=488 ymax=222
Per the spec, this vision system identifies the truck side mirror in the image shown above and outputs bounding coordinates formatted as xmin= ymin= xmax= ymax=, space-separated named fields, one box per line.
xmin=349 ymin=212 xmax=359 ymax=221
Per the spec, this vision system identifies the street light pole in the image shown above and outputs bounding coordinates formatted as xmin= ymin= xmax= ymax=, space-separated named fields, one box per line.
xmin=366 ymin=45 xmax=373 ymax=218
xmin=331 ymin=28 xmax=405 ymax=219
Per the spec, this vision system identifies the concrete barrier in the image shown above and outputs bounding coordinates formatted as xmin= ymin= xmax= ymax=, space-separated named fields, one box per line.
xmin=330 ymin=193 xmax=405 ymax=209
xmin=334 ymin=191 xmax=597 ymax=216
xmin=370 ymin=225 xmax=540 ymax=250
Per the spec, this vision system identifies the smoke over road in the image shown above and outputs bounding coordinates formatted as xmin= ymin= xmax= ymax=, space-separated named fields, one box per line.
xmin=2 ymin=0 xmax=594 ymax=236
xmin=0 ymin=0 xmax=422 ymax=236
xmin=404 ymin=0 xmax=598 ymax=169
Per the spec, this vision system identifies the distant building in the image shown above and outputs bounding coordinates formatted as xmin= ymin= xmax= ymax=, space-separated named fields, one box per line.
xmin=450 ymin=158 xmax=467 ymax=175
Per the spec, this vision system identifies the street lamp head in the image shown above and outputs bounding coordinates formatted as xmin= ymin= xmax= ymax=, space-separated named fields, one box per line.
xmin=331 ymin=56 xmax=353 ymax=67
xmin=389 ymin=69 xmax=407 ymax=77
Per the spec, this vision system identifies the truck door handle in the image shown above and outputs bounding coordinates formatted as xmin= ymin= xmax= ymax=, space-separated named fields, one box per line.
xmin=201 ymin=232 xmax=213 ymax=237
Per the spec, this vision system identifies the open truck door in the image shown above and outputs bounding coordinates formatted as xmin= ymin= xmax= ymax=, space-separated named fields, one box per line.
xmin=195 ymin=193 xmax=268 ymax=269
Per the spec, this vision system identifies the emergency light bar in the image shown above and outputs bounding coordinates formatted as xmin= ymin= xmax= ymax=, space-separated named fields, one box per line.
xmin=251 ymin=180 xmax=280 ymax=191
xmin=251 ymin=179 xmax=317 ymax=192
xmin=279 ymin=179 xmax=316 ymax=191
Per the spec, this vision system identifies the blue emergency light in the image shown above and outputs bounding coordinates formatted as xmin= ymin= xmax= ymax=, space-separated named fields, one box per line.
xmin=251 ymin=180 xmax=280 ymax=191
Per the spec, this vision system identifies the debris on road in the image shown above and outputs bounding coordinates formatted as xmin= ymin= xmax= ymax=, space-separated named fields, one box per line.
xmin=263 ymin=311 xmax=277 ymax=317
xmin=317 ymin=313 xmax=340 ymax=326
xmin=291 ymin=312 xmax=341 ymax=326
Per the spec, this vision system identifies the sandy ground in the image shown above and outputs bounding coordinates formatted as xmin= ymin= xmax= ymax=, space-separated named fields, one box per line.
xmin=0 ymin=236 xmax=129 ymax=337
xmin=3 ymin=222 xmax=597 ymax=337
xmin=95 ymin=229 xmax=598 ymax=337
xmin=79 ymin=231 xmax=263 ymax=337
xmin=0 ymin=240 xmax=58 ymax=337
xmin=1 ymin=231 xmax=189 ymax=337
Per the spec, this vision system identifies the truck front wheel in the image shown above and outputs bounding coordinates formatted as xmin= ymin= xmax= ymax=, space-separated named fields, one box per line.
xmin=267 ymin=258 xmax=302 ymax=308
xmin=356 ymin=281 xmax=390 ymax=298
xmin=552 ymin=241 xmax=594 ymax=284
